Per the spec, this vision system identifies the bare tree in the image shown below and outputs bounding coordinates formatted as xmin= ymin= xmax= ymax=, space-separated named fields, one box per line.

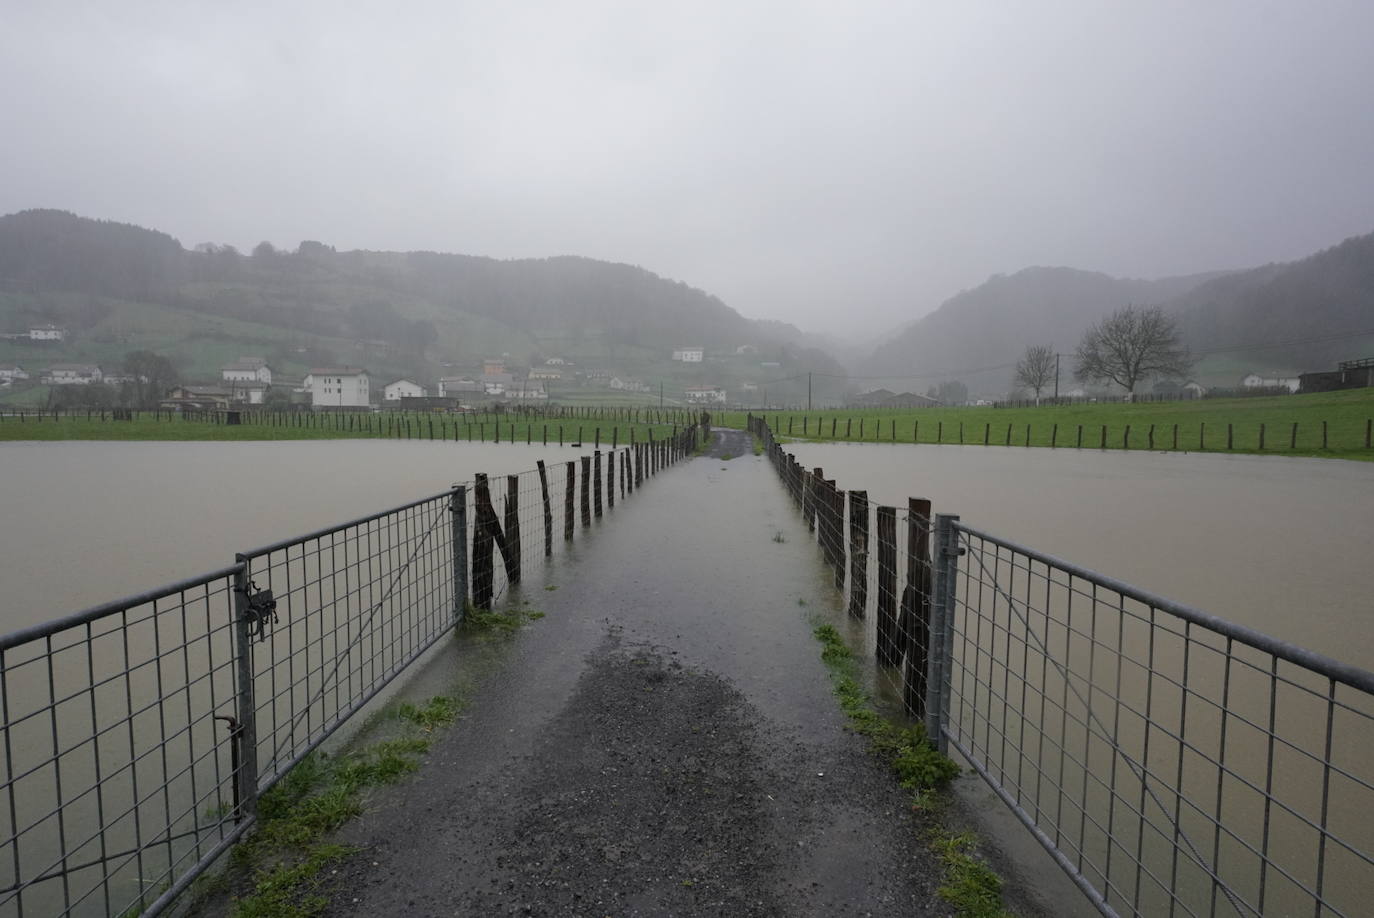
xmin=1074 ymin=305 xmax=1190 ymax=396
xmin=1014 ymin=344 xmax=1056 ymax=404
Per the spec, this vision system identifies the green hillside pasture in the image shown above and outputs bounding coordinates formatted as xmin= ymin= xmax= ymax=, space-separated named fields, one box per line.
xmin=720 ymin=389 xmax=1374 ymax=461
xmin=0 ymin=298 xmax=345 ymax=380
xmin=0 ymin=408 xmax=684 ymax=445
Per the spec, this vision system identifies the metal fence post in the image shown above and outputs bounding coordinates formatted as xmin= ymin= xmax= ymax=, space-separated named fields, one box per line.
xmin=924 ymin=513 xmax=961 ymax=754
xmin=450 ymin=485 xmax=468 ymax=624
xmin=230 ymin=561 xmax=260 ymax=820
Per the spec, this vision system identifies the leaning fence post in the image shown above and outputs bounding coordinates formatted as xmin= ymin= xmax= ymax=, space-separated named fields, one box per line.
xmin=230 ymin=562 xmax=261 ymax=821
xmin=536 ymin=462 xmax=553 ymax=556
xmin=924 ymin=513 xmax=961 ymax=754
xmin=450 ymin=486 xmax=469 ymax=621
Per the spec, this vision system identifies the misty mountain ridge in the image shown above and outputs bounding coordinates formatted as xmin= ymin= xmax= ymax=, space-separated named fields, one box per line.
xmin=867 ymin=233 xmax=1374 ymax=394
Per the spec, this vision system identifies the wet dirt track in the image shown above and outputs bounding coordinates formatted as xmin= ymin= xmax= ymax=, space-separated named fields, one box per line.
xmin=325 ymin=429 xmax=948 ymax=916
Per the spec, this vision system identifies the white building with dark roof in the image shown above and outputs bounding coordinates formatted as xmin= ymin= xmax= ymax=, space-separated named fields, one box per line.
xmin=222 ymin=357 xmax=273 ymax=385
xmin=308 ymin=367 xmax=370 ymax=407
xmin=384 ymin=379 xmax=426 ymax=401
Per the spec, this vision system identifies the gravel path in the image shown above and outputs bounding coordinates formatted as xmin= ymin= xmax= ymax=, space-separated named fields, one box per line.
xmin=321 ymin=429 xmax=951 ymax=916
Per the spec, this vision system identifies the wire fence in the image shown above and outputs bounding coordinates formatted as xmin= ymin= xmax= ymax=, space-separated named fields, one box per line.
xmin=0 ymin=424 xmax=702 ymax=918
xmin=748 ymin=413 xmax=1374 ymax=917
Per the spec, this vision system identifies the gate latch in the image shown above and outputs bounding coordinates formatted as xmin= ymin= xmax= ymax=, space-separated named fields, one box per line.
xmin=237 ymin=581 xmax=279 ymax=641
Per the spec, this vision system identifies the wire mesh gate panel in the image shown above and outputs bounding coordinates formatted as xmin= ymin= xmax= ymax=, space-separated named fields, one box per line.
xmin=0 ymin=569 xmax=245 ymax=918
xmin=943 ymin=525 xmax=1374 ymax=918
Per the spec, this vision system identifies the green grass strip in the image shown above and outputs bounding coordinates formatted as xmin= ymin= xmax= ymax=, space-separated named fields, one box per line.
xmin=812 ymin=623 xmax=1008 ymax=916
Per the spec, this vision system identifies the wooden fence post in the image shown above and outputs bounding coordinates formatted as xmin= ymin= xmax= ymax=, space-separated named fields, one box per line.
xmin=830 ymin=479 xmax=846 ymax=590
xmin=537 ymin=461 xmax=553 ymax=557
xmin=1227 ymin=423 xmax=1233 ymax=450
xmin=1291 ymin=422 xmax=1299 ymax=450
xmin=564 ymin=461 xmax=575 ymax=541
xmin=1259 ymin=423 xmax=1265 ymax=450
xmin=875 ymin=506 xmax=898 ymax=666
xmin=607 ymin=447 xmax=615 ymax=508
xmin=471 ymin=474 xmax=511 ymax=608
xmin=504 ymin=475 xmax=522 ymax=584
xmin=593 ymin=451 xmax=603 ymax=518
xmin=848 ymin=491 xmax=869 ymax=618
xmin=580 ymin=456 xmax=592 ymax=525
xmin=902 ymin=498 xmax=933 ymax=717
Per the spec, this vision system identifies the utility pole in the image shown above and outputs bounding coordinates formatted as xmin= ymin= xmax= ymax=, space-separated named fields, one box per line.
xmin=807 ymin=372 xmax=812 ymax=411
xmin=1054 ymin=353 xmax=1061 ymax=402
xmin=659 ymin=381 xmax=663 ymax=409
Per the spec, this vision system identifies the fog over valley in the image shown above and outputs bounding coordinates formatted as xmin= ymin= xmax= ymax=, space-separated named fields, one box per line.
xmin=4 ymin=1 xmax=1374 ymax=347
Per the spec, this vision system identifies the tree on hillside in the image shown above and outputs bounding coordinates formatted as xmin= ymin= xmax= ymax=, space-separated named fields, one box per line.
xmin=122 ymin=350 xmax=179 ymax=408
xmin=1014 ymin=345 xmax=1057 ymax=404
xmin=1074 ymin=305 xmax=1190 ymax=396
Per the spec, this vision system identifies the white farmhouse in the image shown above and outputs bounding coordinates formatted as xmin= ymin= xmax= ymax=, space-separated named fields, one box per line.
xmin=384 ymin=379 xmax=426 ymax=401
xmin=685 ymin=385 xmax=726 ymax=404
xmin=28 ymin=324 xmax=66 ymax=341
xmin=672 ymin=347 xmax=704 ymax=363
xmin=0 ymin=365 xmax=29 ymax=382
xmin=222 ymin=357 xmax=273 ymax=385
xmin=44 ymin=364 xmax=103 ymax=385
xmin=309 ymin=367 xmax=370 ymax=407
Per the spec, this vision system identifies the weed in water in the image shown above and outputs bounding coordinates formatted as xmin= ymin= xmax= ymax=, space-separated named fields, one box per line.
xmin=544 ymin=584 xmax=558 ymax=591
xmin=461 ymin=606 xmax=539 ymax=635
xmin=396 ymin=695 xmax=465 ymax=732
xmin=772 ymin=530 xmax=786 ymax=543
xmin=797 ymin=598 xmax=807 ymax=607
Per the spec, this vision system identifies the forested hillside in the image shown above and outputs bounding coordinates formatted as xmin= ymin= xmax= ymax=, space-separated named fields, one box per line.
xmin=0 ymin=210 xmax=847 ymax=402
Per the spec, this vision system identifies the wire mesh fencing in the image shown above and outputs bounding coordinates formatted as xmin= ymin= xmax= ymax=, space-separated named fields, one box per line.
xmin=0 ymin=426 xmax=702 ymax=918
xmin=748 ymin=412 xmax=1374 ymax=918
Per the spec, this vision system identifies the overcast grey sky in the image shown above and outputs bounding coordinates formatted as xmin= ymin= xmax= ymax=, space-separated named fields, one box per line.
xmin=3 ymin=1 xmax=1373 ymax=338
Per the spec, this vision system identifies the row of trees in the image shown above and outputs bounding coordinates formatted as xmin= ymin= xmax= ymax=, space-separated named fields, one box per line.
xmin=1014 ymin=305 xmax=1190 ymax=402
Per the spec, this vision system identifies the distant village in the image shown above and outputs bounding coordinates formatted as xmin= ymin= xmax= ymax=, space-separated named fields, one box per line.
xmin=2 ymin=322 xmax=1371 ymax=411
xmin=0 ymin=324 xmax=740 ymax=410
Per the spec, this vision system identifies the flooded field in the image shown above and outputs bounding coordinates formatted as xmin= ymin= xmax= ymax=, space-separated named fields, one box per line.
xmin=785 ymin=441 xmax=1374 ymax=669
xmin=0 ymin=440 xmax=574 ymax=632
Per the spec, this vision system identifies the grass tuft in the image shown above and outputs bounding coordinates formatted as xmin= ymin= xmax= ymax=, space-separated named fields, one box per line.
xmin=811 ymin=622 xmax=1004 ymax=916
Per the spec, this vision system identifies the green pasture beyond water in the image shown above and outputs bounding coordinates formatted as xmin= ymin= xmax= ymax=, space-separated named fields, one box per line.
xmin=0 ymin=409 xmax=685 ymax=445
xmin=719 ymin=389 xmax=1374 ymax=462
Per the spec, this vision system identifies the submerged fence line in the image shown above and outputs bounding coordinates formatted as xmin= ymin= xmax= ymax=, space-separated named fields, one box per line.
xmin=0 ymin=423 xmax=702 ymax=918
xmin=748 ymin=413 xmax=1374 ymax=918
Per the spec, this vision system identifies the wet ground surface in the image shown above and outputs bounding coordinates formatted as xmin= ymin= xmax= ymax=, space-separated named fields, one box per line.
xmin=322 ymin=429 xmax=950 ymax=916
